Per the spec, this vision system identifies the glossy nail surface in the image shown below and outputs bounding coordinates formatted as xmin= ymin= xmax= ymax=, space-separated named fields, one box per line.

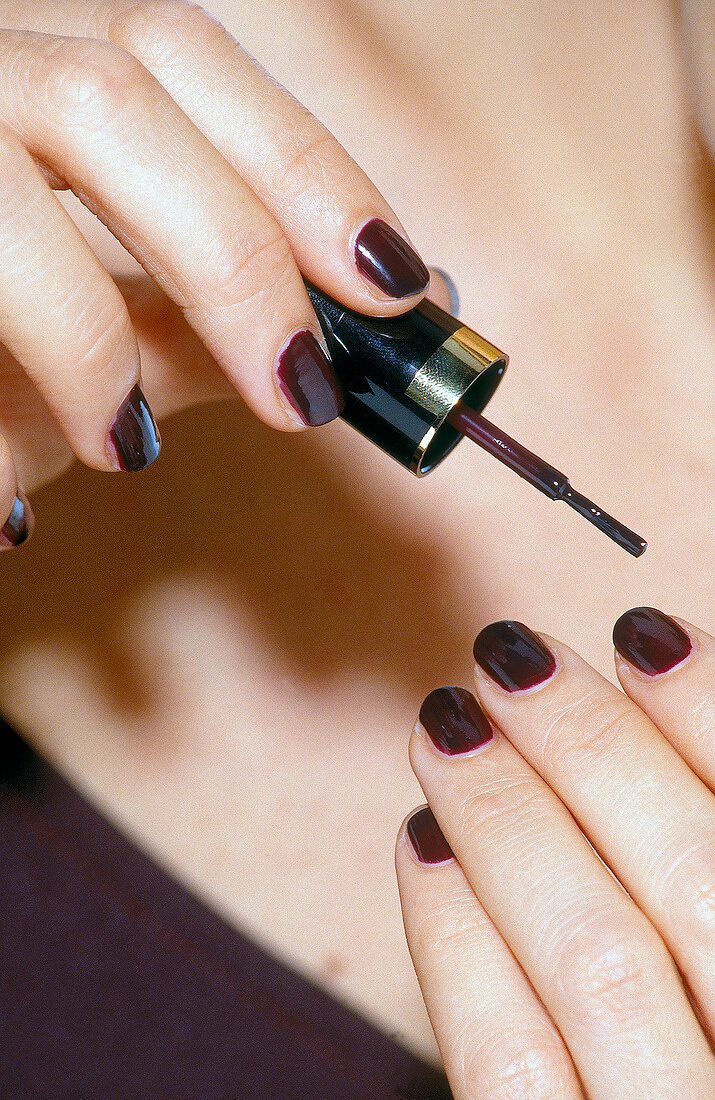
xmin=407 ymin=807 xmax=454 ymax=865
xmin=109 ymin=385 xmax=161 ymax=472
xmin=0 ymin=492 xmax=33 ymax=549
xmin=354 ymin=219 xmax=430 ymax=299
xmin=419 ymin=686 xmax=493 ymax=755
xmin=613 ymin=606 xmax=692 ymax=675
xmin=474 ymin=621 xmax=556 ymax=692
xmin=276 ymin=330 xmax=345 ymax=426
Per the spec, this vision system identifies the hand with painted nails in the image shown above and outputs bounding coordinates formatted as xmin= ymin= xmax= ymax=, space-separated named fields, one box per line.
xmin=0 ymin=1 xmax=431 ymax=550
xmin=397 ymin=607 xmax=715 ymax=1099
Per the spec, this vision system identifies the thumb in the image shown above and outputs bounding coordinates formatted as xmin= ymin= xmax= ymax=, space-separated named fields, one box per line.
xmin=425 ymin=267 xmax=461 ymax=315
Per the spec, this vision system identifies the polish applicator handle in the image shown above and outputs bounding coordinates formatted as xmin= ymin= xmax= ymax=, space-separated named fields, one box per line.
xmin=447 ymin=403 xmax=647 ymax=557
xmin=305 ymin=279 xmax=647 ymax=557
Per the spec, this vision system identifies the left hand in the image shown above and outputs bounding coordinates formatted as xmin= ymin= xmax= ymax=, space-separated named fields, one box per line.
xmin=396 ymin=606 xmax=714 ymax=1099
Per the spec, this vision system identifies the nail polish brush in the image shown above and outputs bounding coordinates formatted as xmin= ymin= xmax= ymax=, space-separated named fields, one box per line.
xmin=304 ymin=282 xmax=647 ymax=557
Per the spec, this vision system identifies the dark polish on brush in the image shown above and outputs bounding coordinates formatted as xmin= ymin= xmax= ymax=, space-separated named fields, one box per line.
xmin=0 ymin=492 xmax=33 ymax=549
xmin=109 ymin=384 xmax=161 ymax=472
xmin=419 ymin=686 xmax=493 ymax=755
xmin=406 ymin=807 xmax=454 ymax=865
xmin=447 ymin=404 xmax=647 ymax=558
xmin=354 ymin=219 xmax=430 ymax=299
xmin=474 ymin=621 xmax=556 ymax=692
xmin=276 ymin=330 xmax=345 ymax=426
xmin=613 ymin=607 xmax=692 ymax=676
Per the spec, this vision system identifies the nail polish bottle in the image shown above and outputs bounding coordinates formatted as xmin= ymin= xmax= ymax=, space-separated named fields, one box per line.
xmin=304 ymin=281 xmax=646 ymax=556
xmin=305 ymin=281 xmax=507 ymax=475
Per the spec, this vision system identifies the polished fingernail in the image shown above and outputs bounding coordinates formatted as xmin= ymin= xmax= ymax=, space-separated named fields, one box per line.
xmin=276 ymin=330 xmax=345 ymax=426
xmin=354 ymin=219 xmax=430 ymax=299
xmin=474 ymin=621 xmax=556 ymax=692
xmin=108 ymin=384 xmax=161 ymax=472
xmin=419 ymin=686 xmax=493 ymax=755
xmin=0 ymin=491 xmax=33 ymax=549
xmin=406 ymin=807 xmax=454 ymax=865
xmin=613 ymin=606 xmax=692 ymax=676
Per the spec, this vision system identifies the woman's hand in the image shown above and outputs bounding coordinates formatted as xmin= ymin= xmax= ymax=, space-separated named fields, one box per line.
xmin=0 ymin=0 xmax=431 ymax=544
xmin=396 ymin=606 xmax=715 ymax=1098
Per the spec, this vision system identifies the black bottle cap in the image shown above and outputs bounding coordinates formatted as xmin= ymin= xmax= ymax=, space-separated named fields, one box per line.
xmin=305 ymin=282 xmax=507 ymax=475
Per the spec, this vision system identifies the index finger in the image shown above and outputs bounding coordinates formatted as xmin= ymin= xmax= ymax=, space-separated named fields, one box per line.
xmin=4 ymin=0 xmax=430 ymax=312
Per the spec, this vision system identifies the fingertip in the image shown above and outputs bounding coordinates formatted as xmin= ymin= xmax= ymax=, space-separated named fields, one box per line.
xmin=426 ymin=268 xmax=460 ymax=315
xmin=352 ymin=217 xmax=430 ymax=303
xmin=275 ymin=327 xmax=345 ymax=427
xmin=612 ymin=606 xmax=694 ymax=678
xmin=107 ymin=383 xmax=161 ymax=472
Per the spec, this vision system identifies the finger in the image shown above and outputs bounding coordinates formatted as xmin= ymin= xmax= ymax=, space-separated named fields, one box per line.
xmin=411 ymin=687 xmax=715 ymax=1099
xmin=0 ymin=30 xmax=343 ymax=432
xmin=2 ymin=1 xmax=430 ymax=313
xmin=396 ymin=806 xmax=584 ymax=1100
xmin=612 ymin=608 xmax=715 ymax=789
xmin=678 ymin=0 xmax=715 ymax=161
xmin=0 ymin=432 xmax=33 ymax=550
xmin=472 ymin=620 xmax=715 ymax=1038
xmin=425 ymin=268 xmax=460 ymax=314
xmin=0 ymin=123 xmax=160 ymax=472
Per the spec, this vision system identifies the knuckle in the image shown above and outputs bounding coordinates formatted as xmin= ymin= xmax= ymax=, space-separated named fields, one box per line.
xmin=458 ymin=776 xmax=548 ymax=841
xmin=199 ymin=227 xmax=295 ymax=312
xmin=110 ymin=0 xmax=225 ymax=64
xmin=459 ymin=1027 xmax=570 ymax=1100
xmin=33 ymin=39 xmax=148 ymax=130
xmin=72 ymin=298 xmax=136 ymax=385
xmin=540 ymin=688 xmax=635 ymax=774
xmin=555 ymin=912 xmax=674 ymax=1027
xmin=660 ymin=833 xmax=715 ymax=953
xmin=270 ymin=125 xmax=339 ymax=202
xmin=409 ymin=889 xmax=486 ymax=960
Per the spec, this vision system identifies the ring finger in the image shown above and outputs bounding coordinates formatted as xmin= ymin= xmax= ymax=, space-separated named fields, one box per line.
xmin=409 ymin=687 xmax=714 ymax=1099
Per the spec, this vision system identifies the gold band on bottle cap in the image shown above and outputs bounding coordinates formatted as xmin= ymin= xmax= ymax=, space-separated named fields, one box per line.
xmin=405 ymin=327 xmax=507 ymax=474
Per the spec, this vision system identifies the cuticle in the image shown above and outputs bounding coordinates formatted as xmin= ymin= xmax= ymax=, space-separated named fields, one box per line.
xmin=414 ymin=717 xmax=497 ymax=758
xmin=475 ymin=652 xmax=562 ymax=695
xmin=615 ymin=641 xmax=695 ymax=679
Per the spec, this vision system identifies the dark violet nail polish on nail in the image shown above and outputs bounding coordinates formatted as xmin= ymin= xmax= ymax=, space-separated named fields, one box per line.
xmin=109 ymin=384 xmax=161 ymax=472
xmin=419 ymin=686 xmax=493 ymax=755
xmin=354 ymin=219 xmax=430 ymax=299
xmin=276 ymin=330 xmax=345 ymax=426
xmin=407 ymin=807 xmax=454 ymax=865
xmin=473 ymin=621 xmax=556 ymax=692
xmin=613 ymin=606 xmax=692 ymax=676
xmin=0 ymin=492 xmax=33 ymax=549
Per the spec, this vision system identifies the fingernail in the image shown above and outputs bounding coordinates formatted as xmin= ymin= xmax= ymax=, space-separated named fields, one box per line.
xmin=473 ymin=621 xmax=556 ymax=692
xmin=419 ymin=686 xmax=493 ymax=755
xmin=406 ymin=807 xmax=454 ymax=865
xmin=108 ymin=384 xmax=161 ymax=472
xmin=0 ymin=491 xmax=34 ymax=549
xmin=276 ymin=330 xmax=345 ymax=426
xmin=430 ymin=267 xmax=460 ymax=314
xmin=354 ymin=219 xmax=430 ymax=299
xmin=613 ymin=606 xmax=692 ymax=676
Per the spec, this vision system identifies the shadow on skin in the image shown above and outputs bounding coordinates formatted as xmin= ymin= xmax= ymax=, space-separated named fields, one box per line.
xmin=0 ymin=396 xmax=492 ymax=741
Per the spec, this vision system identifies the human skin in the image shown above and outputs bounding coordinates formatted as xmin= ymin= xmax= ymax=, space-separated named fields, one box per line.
xmin=0 ymin=0 xmax=713 ymax=1066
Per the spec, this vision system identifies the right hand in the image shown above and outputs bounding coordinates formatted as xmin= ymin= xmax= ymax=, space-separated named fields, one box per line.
xmin=0 ymin=0 xmax=431 ymax=546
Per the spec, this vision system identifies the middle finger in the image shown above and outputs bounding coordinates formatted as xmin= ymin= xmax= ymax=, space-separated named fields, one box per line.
xmin=410 ymin=688 xmax=714 ymax=1098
